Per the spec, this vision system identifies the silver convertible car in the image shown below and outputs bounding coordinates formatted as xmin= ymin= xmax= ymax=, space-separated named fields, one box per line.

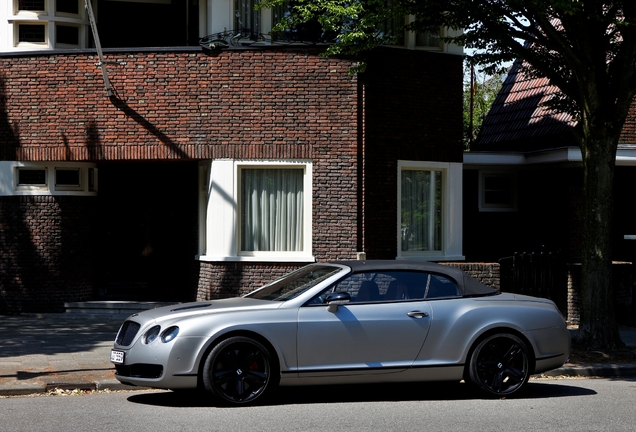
xmin=111 ymin=260 xmax=570 ymax=404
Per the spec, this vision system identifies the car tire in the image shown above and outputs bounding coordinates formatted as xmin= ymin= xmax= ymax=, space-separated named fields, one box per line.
xmin=468 ymin=333 xmax=530 ymax=397
xmin=202 ymin=336 xmax=275 ymax=405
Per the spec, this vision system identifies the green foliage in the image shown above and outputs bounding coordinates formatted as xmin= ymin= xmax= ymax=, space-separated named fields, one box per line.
xmin=258 ymin=0 xmax=410 ymax=71
xmin=259 ymin=1 xmax=636 ymax=123
xmin=463 ymin=65 xmax=504 ymax=149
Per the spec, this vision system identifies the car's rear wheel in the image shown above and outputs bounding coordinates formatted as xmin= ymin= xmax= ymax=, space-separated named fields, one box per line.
xmin=468 ymin=333 xmax=530 ymax=397
xmin=202 ymin=336 xmax=274 ymax=405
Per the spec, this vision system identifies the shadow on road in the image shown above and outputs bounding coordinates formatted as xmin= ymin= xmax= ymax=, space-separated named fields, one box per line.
xmin=126 ymin=380 xmax=597 ymax=408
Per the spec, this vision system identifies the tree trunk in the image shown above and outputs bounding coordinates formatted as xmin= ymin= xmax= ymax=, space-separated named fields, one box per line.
xmin=576 ymin=131 xmax=623 ymax=350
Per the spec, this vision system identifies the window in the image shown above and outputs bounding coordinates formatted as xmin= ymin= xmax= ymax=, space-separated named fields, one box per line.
xmin=11 ymin=0 xmax=86 ymax=50
xmin=479 ymin=171 xmax=517 ymax=212
xmin=331 ymin=271 xmax=429 ymax=303
xmin=240 ymin=168 xmax=304 ymax=252
xmin=400 ymin=168 xmax=442 ymax=253
xmin=55 ymin=0 xmax=79 ymax=15
xmin=56 ymin=24 xmax=79 ymax=46
xmin=397 ymin=161 xmax=463 ymax=261
xmin=271 ymin=0 xmax=290 ymax=27
xmin=235 ymin=0 xmax=261 ymax=36
xmin=55 ymin=167 xmax=81 ymax=190
xmin=1 ymin=162 xmax=97 ymax=196
xmin=311 ymin=270 xmax=459 ymax=305
xmin=416 ymin=29 xmax=442 ymax=50
xmin=17 ymin=0 xmax=45 ymax=12
xmin=18 ymin=23 xmax=46 ymax=44
xmin=17 ymin=168 xmax=47 ymax=188
xmin=379 ymin=10 xmax=406 ymax=46
xmin=246 ymin=265 xmax=343 ymax=301
xmin=88 ymin=167 xmax=98 ymax=192
xmin=199 ymin=159 xmax=313 ymax=262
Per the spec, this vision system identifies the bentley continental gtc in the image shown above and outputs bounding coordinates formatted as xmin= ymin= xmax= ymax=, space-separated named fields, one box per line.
xmin=111 ymin=260 xmax=570 ymax=404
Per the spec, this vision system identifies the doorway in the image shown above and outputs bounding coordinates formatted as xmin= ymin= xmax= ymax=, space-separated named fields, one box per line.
xmin=95 ymin=161 xmax=199 ymax=301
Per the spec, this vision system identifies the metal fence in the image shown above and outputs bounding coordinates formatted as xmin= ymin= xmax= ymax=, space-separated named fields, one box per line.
xmin=499 ymin=251 xmax=567 ymax=313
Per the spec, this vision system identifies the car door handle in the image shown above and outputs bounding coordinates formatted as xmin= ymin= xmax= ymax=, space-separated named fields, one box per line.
xmin=407 ymin=311 xmax=429 ymax=319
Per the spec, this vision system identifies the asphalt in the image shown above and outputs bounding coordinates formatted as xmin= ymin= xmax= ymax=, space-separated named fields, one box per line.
xmin=0 ymin=313 xmax=635 ymax=397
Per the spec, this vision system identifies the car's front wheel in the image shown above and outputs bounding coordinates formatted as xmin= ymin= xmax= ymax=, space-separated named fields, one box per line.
xmin=202 ymin=336 xmax=275 ymax=405
xmin=468 ymin=333 xmax=531 ymax=397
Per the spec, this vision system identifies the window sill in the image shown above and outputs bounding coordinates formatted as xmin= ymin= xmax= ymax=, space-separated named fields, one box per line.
xmin=197 ymin=255 xmax=316 ymax=263
xmin=396 ymin=254 xmax=465 ymax=262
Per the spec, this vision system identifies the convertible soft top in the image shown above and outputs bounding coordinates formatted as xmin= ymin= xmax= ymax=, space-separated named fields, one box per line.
xmin=333 ymin=260 xmax=498 ymax=297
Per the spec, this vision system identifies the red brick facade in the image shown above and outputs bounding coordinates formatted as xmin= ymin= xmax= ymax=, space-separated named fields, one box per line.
xmin=0 ymin=46 xmax=464 ymax=313
xmin=0 ymin=196 xmax=95 ymax=313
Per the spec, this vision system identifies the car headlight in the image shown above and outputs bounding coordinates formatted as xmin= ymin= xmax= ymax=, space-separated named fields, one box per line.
xmin=161 ymin=326 xmax=179 ymax=343
xmin=143 ymin=325 xmax=161 ymax=344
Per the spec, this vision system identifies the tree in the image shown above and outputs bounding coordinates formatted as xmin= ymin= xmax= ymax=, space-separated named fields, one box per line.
xmin=464 ymin=66 xmax=504 ymax=149
xmin=260 ymin=0 xmax=636 ymax=350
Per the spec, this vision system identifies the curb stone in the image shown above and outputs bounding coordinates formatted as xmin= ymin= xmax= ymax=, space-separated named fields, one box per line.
xmin=538 ymin=363 xmax=636 ymax=378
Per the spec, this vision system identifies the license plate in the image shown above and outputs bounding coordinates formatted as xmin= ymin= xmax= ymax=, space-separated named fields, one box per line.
xmin=110 ymin=350 xmax=125 ymax=364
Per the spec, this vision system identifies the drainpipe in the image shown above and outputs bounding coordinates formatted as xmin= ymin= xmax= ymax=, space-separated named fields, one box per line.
xmin=85 ymin=0 xmax=113 ymax=97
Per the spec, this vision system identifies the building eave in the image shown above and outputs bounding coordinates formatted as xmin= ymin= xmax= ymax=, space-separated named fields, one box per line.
xmin=464 ymin=146 xmax=636 ymax=167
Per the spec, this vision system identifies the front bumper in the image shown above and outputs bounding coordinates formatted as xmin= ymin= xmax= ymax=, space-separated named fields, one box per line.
xmin=111 ymin=320 xmax=205 ymax=390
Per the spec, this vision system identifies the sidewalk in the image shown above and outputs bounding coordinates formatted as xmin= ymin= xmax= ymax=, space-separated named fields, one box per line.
xmin=0 ymin=314 xmax=635 ymax=396
xmin=0 ymin=314 xmax=132 ymax=396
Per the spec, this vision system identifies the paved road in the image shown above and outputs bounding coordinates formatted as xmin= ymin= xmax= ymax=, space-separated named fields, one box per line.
xmin=1 ymin=378 xmax=636 ymax=431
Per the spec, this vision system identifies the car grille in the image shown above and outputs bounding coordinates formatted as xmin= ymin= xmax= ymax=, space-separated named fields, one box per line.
xmin=115 ymin=363 xmax=164 ymax=379
xmin=115 ymin=321 xmax=140 ymax=346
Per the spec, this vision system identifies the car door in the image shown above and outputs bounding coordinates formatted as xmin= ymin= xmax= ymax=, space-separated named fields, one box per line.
xmin=296 ymin=271 xmax=433 ymax=377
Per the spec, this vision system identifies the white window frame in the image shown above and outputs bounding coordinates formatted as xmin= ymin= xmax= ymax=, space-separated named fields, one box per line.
xmin=9 ymin=0 xmax=88 ymax=50
xmin=397 ymin=161 xmax=463 ymax=261
xmin=0 ymin=161 xmax=97 ymax=196
xmin=14 ymin=0 xmax=47 ymax=15
xmin=16 ymin=167 xmax=48 ymax=191
xmin=198 ymin=159 xmax=314 ymax=262
xmin=54 ymin=0 xmax=82 ymax=18
xmin=55 ymin=22 xmax=81 ymax=48
xmin=478 ymin=170 xmax=518 ymax=212
xmin=54 ymin=166 xmax=83 ymax=191
xmin=14 ymin=21 xmax=49 ymax=48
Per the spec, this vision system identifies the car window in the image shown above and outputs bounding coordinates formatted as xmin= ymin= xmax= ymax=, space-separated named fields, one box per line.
xmin=245 ymin=265 xmax=343 ymax=301
xmin=425 ymin=274 xmax=460 ymax=299
xmin=310 ymin=271 xmax=430 ymax=304
xmin=307 ymin=270 xmax=461 ymax=305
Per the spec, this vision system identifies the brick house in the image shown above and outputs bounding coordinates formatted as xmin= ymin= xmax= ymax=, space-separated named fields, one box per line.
xmin=463 ymin=59 xmax=636 ymax=323
xmin=0 ymin=0 xmax=480 ymax=314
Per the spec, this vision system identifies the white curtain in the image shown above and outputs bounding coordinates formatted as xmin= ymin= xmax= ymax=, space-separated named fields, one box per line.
xmin=401 ymin=169 xmax=442 ymax=252
xmin=241 ymin=169 xmax=304 ymax=251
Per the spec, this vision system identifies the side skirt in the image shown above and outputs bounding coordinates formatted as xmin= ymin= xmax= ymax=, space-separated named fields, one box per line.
xmin=280 ymin=364 xmax=465 ymax=387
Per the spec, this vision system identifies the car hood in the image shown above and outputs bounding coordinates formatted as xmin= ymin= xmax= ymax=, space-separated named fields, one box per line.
xmin=127 ymin=297 xmax=281 ymax=322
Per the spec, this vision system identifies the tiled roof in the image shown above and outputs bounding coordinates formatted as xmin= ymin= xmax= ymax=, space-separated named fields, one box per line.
xmin=474 ymin=60 xmax=577 ymax=151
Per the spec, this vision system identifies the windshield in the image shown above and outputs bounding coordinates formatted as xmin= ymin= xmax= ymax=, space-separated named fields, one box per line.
xmin=245 ymin=265 xmax=343 ymax=301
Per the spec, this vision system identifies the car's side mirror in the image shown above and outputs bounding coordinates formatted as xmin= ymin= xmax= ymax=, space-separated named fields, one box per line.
xmin=325 ymin=292 xmax=350 ymax=312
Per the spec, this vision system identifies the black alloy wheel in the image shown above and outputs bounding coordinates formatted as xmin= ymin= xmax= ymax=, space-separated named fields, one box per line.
xmin=203 ymin=336 xmax=274 ymax=405
xmin=468 ymin=333 xmax=530 ymax=397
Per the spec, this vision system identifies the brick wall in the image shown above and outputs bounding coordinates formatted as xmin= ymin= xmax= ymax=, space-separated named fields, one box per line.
xmin=567 ymin=262 xmax=635 ymax=325
xmin=444 ymin=262 xmax=501 ymax=290
xmin=361 ymin=48 xmax=464 ymax=258
xmin=0 ymin=48 xmax=363 ymax=311
xmin=0 ymin=49 xmax=358 ymax=162
xmin=0 ymin=196 xmax=95 ymax=314
xmin=0 ymin=47 xmax=463 ymax=311
xmin=196 ymin=262 xmax=305 ymax=300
